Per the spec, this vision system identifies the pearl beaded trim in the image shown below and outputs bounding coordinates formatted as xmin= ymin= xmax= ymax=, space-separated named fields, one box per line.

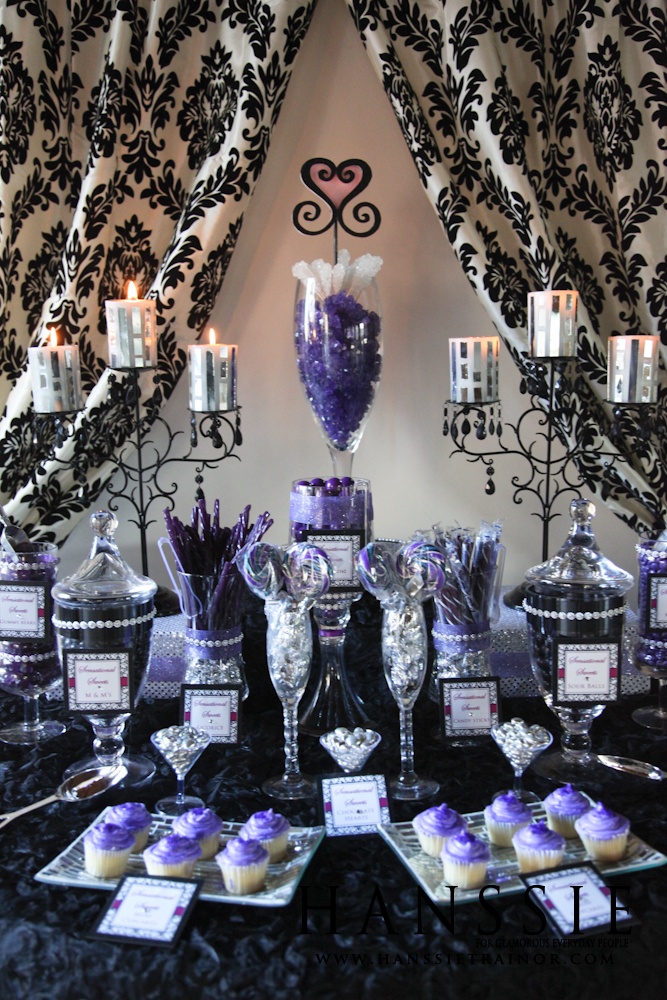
xmin=637 ymin=636 xmax=667 ymax=650
xmin=52 ymin=609 xmax=156 ymax=630
xmin=182 ymin=633 xmax=242 ymax=649
xmin=435 ymin=629 xmax=492 ymax=643
xmin=523 ymin=600 xmax=625 ymax=621
xmin=0 ymin=649 xmax=56 ymax=663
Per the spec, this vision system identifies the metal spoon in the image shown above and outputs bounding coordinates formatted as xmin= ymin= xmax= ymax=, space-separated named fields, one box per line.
xmin=0 ymin=764 xmax=127 ymax=830
xmin=597 ymin=754 xmax=667 ymax=781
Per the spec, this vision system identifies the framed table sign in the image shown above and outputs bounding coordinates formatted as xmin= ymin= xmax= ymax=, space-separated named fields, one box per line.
xmin=92 ymin=875 xmax=201 ymax=947
xmin=552 ymin=640 xmax=620 ymax=706
xmin=300 ymin=529 xmax=363 ymax=592
xmin=180 ymin=684 xmax=241 ymax=744
xmin=520 ymin=862 xmax=637 ymax=936
xmin=63 ymin=649 xmax=133 ymax=713
xmin=0 ymin=582 xmax=51 ymax=641
xmin=319 ymin=774 xmax=390 ymax=836
xmin=438 ymin=677 xmax=500 ymax=740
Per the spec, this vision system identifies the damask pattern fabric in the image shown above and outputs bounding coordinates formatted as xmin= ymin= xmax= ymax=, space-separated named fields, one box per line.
xmin=0 ymin=0 xmax=317 ymax=540
xmin=345 ymin=0 xmax=667 ymax=535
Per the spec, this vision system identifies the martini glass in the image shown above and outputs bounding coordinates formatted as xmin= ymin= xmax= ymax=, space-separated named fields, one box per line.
xmin=490 ymin=718 xmax=553 ymax=803
xmin=320 ymin=728 xmax=381 ymax=774
xmin=151 ymin=725 xmax=211 ymax=816
xmin=382 ymin=599 xmax=439 ymax=800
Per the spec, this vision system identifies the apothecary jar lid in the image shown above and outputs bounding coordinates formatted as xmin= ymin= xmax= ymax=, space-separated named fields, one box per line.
xmin=52 ymin=510 xmax=157 ymax=608
xmin=524 ymin=498 xmax=633 ymax=594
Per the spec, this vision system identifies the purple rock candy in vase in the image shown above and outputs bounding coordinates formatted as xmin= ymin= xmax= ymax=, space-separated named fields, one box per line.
xmin=293 ymin=250 xmax=382 ymax=476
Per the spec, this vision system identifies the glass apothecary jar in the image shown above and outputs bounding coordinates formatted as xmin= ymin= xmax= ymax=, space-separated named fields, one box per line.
xmin=523 ymin=498 xmax=633 ymax=780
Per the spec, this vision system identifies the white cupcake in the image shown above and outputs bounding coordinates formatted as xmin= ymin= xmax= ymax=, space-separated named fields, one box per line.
xmin=215 ymin=837 xmax=269 ymax=895
xmin=83 ymin=823 xmax=135 ymax=878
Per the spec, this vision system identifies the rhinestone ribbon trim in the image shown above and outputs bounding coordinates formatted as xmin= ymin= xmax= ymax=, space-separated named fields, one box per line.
xmin=53 ymin=609 xmax=156 ymax=629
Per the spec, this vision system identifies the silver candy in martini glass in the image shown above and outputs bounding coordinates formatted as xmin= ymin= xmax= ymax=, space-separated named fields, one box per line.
xmin=151 ymin=725 xmax=211 ymax=817
xmin=491 ymin=717 xmax=553 ymax=803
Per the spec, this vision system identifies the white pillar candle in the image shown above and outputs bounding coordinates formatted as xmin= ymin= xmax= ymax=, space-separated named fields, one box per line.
xmin=188 ymin=329 xmax=238 ymax=412
xmin=105 ymin=280 xmax=157 ymax=369
xmin=528 ymin=290 xmax=578 ymax=358
xmin=607 ymin=335 xmax=659 ymax=404
xmin=450 ymin=336 xmax=500 ymax=404
xmin=28 ymin=328 xmax=84 ymax=413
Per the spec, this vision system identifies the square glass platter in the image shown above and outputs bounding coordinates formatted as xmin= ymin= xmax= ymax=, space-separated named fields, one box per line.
xmin=35 ymin=807 xmax=325 ymax=908
xmin=377 ymin=803 xmax=667 ymax=905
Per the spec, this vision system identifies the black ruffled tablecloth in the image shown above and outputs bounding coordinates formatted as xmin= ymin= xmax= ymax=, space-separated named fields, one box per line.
xmin=1 ymin=594 xmax=666 ymax=1000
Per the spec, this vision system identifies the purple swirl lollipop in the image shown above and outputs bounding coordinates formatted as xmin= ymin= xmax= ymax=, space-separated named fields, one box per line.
xmin=395 ymin=540 xmax=447 ymax=599
xmin=356 ymin=541 xmax=399 ymax=604
xmin=237 ymin=542 xmax=284 ymax=600
xmin=282 ymin=542 xmax=332 ymax=603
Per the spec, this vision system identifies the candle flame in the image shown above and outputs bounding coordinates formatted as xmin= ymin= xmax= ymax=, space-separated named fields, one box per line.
xmin=48 ymin=327 xmax=59 ymax=347
xmin=126 ymin=281 xmax=138 ymax=300
xmin=208 ymin=327 xmax=217 ymax=345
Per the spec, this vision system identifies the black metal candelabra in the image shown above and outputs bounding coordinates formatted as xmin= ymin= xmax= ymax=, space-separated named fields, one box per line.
xmin=443 ymin=356 xmax=657 ymax=604
xmin=30 ymin=368 xmax=242 ymax=614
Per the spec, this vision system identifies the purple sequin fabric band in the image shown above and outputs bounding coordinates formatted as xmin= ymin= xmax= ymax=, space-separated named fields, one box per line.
xmin=289 ymin=492 xmax=367 ymax=530
xmin=185 ymin=626 xmax=242 ymax=660
xmin=432 ymin=620 xmax=491 ymax=653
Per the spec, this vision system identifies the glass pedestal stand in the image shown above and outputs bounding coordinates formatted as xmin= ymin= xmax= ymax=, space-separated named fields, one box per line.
xmin=530 ymin=704 xmax=605 ymax=782
xmin=298 ymin=593 xmax=370 ymax=737
xmin=0 ymin=689 xmax=65 ymax=745
xmin=63 ymin=714 xmax=156 ymax=787
xmin=633 ymin=677 xmax=667 ymax=730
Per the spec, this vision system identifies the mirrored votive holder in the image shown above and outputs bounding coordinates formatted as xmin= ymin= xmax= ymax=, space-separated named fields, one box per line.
xmin=450 ymin=336 xmax=500 ymax=403
xmin=607 ymin=335 xmax=659 ymax=404
xmin=527 ymin=290 xmax=578 ymax=359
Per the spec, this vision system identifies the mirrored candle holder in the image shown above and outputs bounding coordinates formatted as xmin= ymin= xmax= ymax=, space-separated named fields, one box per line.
xmin=319 ymin=727 xmax=381 ymax=774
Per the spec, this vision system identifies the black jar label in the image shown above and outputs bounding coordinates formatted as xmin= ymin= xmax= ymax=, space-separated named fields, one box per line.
xmin=63 ymin=648 xmax=134 ymax=713
xmin=647 ymin=574 xmax=667 ymax=631
xmin=552 ymin=639 xmax=620 ymax=705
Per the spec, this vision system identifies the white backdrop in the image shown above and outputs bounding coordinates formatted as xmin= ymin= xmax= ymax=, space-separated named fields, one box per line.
xmin=59 ymin=0 xmax=640 ymax=600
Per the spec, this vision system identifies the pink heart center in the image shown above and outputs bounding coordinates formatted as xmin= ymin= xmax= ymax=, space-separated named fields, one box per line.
xmin=307 ymin=162 xmax=365 ymax=209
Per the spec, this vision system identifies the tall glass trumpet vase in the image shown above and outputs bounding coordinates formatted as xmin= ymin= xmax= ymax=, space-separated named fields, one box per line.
xmin=293 ymin=251 xmax=382 ymax=478
xmin=263 ymin=598 xmax=317 ymax=800
xmin=291 ymin=477 xmax=372 ymax=736
xmin=382 ymin=599 xmax=439 ymax=801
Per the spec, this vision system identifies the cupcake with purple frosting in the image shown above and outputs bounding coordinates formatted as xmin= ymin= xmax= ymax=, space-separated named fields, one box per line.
xmin=412 ymin=803 xmax=466 ymax=858
xmin=239 ymin=809 xmax=290 ymax=863
xmin=543 ymin=784 xmax=591 ymax=838
xmin=574 ymin=802 xmax=630 ymax=862
xmin=84 ymin=822 xmax=135 ymax=878
xmin=442 ymin=830 xmax=490 ymax=889
xmin=172 ymin=807 xmax=223 ymax=860
xmin=484 ymin=793 xmax=532 ymax=847
xmin=216 ymin=837 xmax=269 ymax=895
xmin=105 ymin=802 xmax=153 ymax=852
xmin=512 ymin=820 xmax=565 ymax=873
xmin=143 ymin=834 xmax=201 ymax=877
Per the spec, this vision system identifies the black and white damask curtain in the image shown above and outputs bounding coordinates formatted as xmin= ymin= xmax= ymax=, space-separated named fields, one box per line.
xmin=2 ymin=0 xmax=666 ymax=543
xmin=0 ymin=0 xmax=317 ymax=541
xmin=346 ymin=0 xmax=667 ymax=536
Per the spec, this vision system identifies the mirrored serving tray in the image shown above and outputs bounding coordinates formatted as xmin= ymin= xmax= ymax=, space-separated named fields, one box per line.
xmin=35 ymin=807 xmax=325 ymax=908
xmin=378 ymin=803 xmax=667 ymax=905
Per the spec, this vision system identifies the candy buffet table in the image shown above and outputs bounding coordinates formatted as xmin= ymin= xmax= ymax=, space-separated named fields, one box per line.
xmin=0 ymin=594 xmax=666 ymax=1000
